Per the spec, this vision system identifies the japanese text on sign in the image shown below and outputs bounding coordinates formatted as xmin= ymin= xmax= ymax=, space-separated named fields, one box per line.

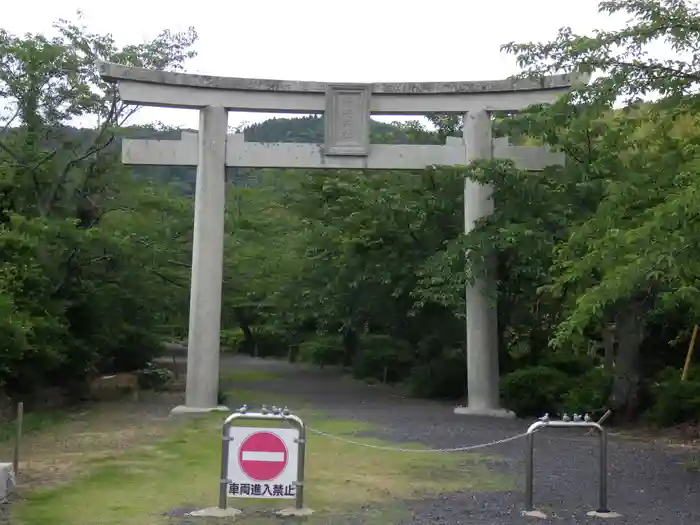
xmin=228 ymin=482 xmax=296 ymax=498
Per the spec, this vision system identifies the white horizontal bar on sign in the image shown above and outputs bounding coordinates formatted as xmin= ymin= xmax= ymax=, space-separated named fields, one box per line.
xmin=241 ymin=451 xmax=285 ymax=462
xmin=118 ymin=80 xmax=572 ymax=114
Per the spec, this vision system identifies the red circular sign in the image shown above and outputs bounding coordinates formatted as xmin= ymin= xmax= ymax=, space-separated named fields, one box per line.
xmin=238 ymin=431 xmax=289 ymax=481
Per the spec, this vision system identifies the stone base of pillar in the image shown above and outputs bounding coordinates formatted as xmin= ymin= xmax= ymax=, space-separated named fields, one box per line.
xmin=453 ymin=406 xmax=516 ymax=418
xmin=170 ymin=405 xmax=230 ymax=416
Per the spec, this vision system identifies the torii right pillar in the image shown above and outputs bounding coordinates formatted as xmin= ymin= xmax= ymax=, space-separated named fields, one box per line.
xmin=455 ymin=109 xmax=511 ymax=417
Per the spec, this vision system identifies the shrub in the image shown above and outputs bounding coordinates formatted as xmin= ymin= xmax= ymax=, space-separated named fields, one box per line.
xmin=647 ymin=367 xmax=700 ymax=426
xmin=220 ymin=328 xmax=244 ymax=353
xmin=299 ymin=335 xmax=345 ymax=367
xmin=137 ymin=363 xmax=174 ymax=392
xmin=352 ymin=335 xmax=413 ymax=383
xmin=406 ymin=346 xmax=466 ymax=399
xmin=542 ymin=352 xmax=597 ymax=376
xmin=105 ymin=327 xmax=162 ymax=374
xmin=0 ymin=290 xmax=68 ymax=398
xmin=500 ymin=366 xmax=570 ymax=417
xmin=218 ymin=388 xmax=229 ymax=406
xmin=252 ymin=325 xmax=292 ymax=358
xmin=560 ymin=366 xmax=613 ymax=417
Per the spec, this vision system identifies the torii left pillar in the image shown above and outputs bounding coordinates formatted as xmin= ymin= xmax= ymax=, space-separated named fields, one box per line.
xmin=171 ymin=106 xmax=229 ymax=414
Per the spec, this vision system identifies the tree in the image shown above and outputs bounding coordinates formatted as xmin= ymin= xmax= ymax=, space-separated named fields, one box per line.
xmin=498 ymin=0 xmax=700 ymax=416
xmin=0 ymin=15 xmax=198 ymax=397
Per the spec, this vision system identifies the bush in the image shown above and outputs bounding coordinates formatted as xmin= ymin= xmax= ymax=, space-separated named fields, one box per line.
xmin=299 ymin=334 xmax=345 ymax=367
xmin=542 ymin=352 xmax=597 ymax=376
xmin=406 ymin=346 xmax=466 ymax=399
xmin=137 ymin=363 xmax=174 ymax=392
xmin=352 ymin=335 xmax=413 ymax=383
xmin=220 ymin=328 xmax=244 ymax=353
xmin=218 ymin=388 xmax=229 ymax=406
xmin=501 ymin=366 xmax=570 ymax=417
xmin=252 ymin=325 xmax=292 ymax=358
xmin=560 ymin=366 xmax=613 ymax=417
xmin=103 ymin=327 xmax=162 ymax=374
xmin=647 ymin=367 xmax=700 ymax=426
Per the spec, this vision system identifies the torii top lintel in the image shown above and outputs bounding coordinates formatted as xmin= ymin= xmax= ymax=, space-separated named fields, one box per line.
xmin=98 ymin=61 xmax=588 ymax=115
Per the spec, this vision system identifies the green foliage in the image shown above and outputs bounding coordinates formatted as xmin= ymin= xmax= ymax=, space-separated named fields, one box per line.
xmin=352 ymin=335 xmax=414 ymax=383
xmin=560 ymin=367 xmax=613 ymax=417
xmin=647 ymin=368 xmax=700 ymax=426
xmin=405 ymin=346 xmax=466 ymax=399
xmin=0 ymin=15 xmax=197 ymax=400
xmin=218 ymin=389 xmax=229 ymax=406
xmin=501 ymin=361 xmax=613 ymax=418
xmin=137 ymin=363 xmax=174 ymax=392
xmin=6 ymin=0 xmax=700 ymax=429
xmin=299 ymin=335 xmax=345 ymax=367
xmin=501 ymin=366 xmax=570 ymax=417
xmin=250 ymin=325 xmax=293 ymax=358
xmin=220 ymin=329 xmax=244 ymax=353
xmin=492 ymin=0 xmax=700 ymax=418
xmin=541 ymin=352 xmax=597 ymax=377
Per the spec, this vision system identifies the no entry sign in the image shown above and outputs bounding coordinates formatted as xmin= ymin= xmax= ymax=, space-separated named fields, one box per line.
xmin=239 ymin=431 xmax=288 ymax=481
xmin=227 ymin=426 xmax=299 ymax=499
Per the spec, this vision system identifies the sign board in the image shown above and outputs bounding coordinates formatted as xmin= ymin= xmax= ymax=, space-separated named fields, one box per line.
xmin=227 ymin=427 xmax=299 ymax=499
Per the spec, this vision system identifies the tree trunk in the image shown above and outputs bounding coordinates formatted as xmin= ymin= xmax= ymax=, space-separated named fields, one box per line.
xmin=609 ymin=300 xmax=646 ymax=420
xmin=235 ymin=308 xmax=256 ymax=357
xmin=602 ymin=322 xmax=617 ymax=371
xmin=342 ymin=326 xmax=359 ymax=368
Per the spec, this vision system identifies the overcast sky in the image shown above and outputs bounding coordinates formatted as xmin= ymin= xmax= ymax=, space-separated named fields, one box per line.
xmin=4 ymin=0 xmax=629 ymax=130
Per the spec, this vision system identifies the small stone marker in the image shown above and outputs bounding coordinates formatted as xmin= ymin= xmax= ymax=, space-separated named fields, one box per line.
xmin=227 ymin=427 xmax=299 ymax=499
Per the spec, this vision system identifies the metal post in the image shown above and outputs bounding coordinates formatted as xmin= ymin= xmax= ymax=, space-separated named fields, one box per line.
xmin=598 ymin=428 xmax=609 ymax=513
xmin=524 ymin=419 xmax=608 ymax=514
xmin=293 ymin=415 xmax=307 ymax=510
xmin=218 ymin=417 xmax=232 ymax=509
xmin=524 ymin=430 xmax=535 ymax=511
xmin=218 ymin=409 xmax=307 ymax=511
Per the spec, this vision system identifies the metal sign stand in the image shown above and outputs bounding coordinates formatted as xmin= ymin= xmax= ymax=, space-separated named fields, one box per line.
xmin=219 ymin=405 xmax=312 ymax=517
xmin=524 ymin=414 xmax=616 ymax=517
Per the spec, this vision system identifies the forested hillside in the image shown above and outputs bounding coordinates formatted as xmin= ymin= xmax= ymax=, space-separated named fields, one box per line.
xmin=2 ymin=0 xmax=700 ymax=428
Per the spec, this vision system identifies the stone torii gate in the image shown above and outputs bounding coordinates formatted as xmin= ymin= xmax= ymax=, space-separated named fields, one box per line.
xmin=99 ymin=62 xmax=581 ymax=416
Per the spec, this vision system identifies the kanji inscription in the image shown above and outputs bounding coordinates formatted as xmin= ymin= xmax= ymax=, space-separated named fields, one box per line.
xmin=324 ymin=84 xmax=370 ymax=156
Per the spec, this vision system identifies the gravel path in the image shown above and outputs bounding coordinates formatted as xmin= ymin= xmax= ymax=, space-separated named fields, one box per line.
xmin=222 ymin=356 xmax=700 ymax=524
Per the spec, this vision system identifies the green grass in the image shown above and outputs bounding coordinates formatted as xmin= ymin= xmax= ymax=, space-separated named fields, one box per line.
xmin=13 ymin=389 xmax=514 ymax=525
xmin=221 ymin=370 xmax=284 ymax=384
xmin=0 ymin=408 xmax=70 ymax=442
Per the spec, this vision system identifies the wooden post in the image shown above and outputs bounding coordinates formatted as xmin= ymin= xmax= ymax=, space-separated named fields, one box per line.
xmin=681 ymin=325 xmax=698 ymax=381
xmin=13 ymin=402 xmax=23 ymax=479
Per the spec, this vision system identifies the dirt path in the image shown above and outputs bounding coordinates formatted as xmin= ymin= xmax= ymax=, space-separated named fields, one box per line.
xmin=221 ymin=355 xmax=700 ymax=525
